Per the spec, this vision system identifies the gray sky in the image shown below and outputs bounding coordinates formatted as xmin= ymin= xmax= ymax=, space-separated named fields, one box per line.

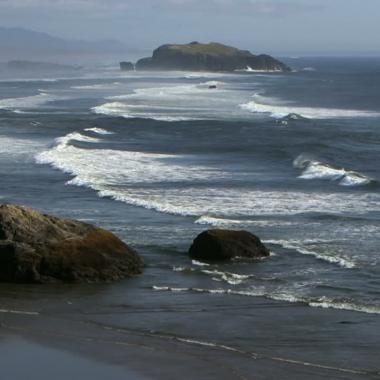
xmin=0 ymin=0 xmax=379 ymax=55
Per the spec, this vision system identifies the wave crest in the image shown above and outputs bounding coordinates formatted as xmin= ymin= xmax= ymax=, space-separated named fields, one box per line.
xmin=240 ymin=95 xmax=380 ymax=119
xmin=152 ymin=286 xmax=380 ymax=315
xmin=294 ymin=154 xmax=375 ymax=187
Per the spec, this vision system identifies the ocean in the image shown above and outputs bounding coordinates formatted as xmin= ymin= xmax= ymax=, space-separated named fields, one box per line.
xmin=1 ymin=57 xmax=380 ymax=379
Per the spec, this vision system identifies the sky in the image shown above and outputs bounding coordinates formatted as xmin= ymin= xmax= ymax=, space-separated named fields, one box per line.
xmin=0 ymin=0 xmax=379 ymax=56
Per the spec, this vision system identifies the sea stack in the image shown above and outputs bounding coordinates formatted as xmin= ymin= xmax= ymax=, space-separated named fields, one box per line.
xmin=135 ymin=41 xmax=290 ymax=72
xmin=120 ymin=61 xmax=135 ymax=71
xmin=0 ymin=204 xmax=143 ymax=283
xmin=189 ymin=229 xmax=270 ymax=261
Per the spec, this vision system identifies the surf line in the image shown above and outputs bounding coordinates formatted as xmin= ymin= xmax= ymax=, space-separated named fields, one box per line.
xmin=101 ymin=324 xmax=380 ymax=377
xmin=0 ymin=308 xmax=39 ymax=316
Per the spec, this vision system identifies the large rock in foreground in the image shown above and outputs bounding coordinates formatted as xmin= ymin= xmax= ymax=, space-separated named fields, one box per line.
xmin=135 ymin=41 xmax=290 ymax=72
xmin=0 ymin=204 xmax=143 ymax=283
xmin=189 ymin=229 xmax=270 ymax=261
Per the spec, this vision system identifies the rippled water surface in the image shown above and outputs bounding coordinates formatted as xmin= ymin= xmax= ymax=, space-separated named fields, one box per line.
xmin=1 ymin=58 xmax=380 ymax=318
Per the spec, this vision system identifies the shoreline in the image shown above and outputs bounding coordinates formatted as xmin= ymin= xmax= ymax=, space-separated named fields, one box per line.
xmin=1 ymin=281 xmax=380 ymax=379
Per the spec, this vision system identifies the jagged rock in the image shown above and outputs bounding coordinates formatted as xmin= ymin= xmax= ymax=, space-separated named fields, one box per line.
xmin=135 ymin=42 xmax=290 ymax=72
xmin=0 ymin=204 xmax=143 ymax=283
xmin=189 ymin=229 xmax=270 ymax=261
xmin=120 ymin=61 xmax=134 ymax=71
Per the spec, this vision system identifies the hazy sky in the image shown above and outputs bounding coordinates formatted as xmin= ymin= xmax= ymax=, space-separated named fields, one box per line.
xmin=0 ymin=0 xmax=379 ymax=55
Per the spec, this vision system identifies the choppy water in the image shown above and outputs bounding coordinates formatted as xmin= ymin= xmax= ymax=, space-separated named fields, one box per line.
xmin=1 ymin=58 xmax=380 ymax=319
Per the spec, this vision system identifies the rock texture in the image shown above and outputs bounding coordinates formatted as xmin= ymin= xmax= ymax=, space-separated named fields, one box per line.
xmin=135 ymin=42 xmax=290 ymax=72
xmin=189 ymin=229 xmax=270 ymax=261
xmin=0 ymin=204 xmax=143 ymax=283
xmin=120 ymin=61 xmax=134 ymax=71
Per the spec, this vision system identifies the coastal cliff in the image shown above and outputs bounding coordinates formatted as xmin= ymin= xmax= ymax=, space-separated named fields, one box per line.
xmin=134 ymin=42 xmax=290 ymax=72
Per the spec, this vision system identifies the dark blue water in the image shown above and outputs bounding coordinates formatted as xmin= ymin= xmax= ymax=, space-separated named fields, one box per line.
xmin=1 ymin=58 xmax=380 ymax=316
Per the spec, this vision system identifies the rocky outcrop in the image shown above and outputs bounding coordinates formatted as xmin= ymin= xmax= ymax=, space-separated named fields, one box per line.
xmin=0 ymin=204 xmax=143 ymax=283
xmin=120 ymin=61 xmax=134 ymax=71
xmin=135 ymin=42 xmax=290 ymax=72
xmin=189 ymin=229 xmax=270 ymax=261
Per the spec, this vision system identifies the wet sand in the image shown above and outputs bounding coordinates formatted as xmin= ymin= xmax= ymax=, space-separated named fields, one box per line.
xmin=0 ymin=281 xmax=379 ymax=380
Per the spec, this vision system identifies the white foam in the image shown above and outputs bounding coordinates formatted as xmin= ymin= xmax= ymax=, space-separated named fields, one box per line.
xmin=340 ymin=171 xmax=372 ymax=187
xmin=92 ymin=81 xmax=249 ymax=121
xmin=152 ymin=286 xmax=228 ymax=295
xmin=84 ymin=127 xmax=114 ymax=135
xmin=0 ymin=136 xmax=47 ymax=159
xmin=201 ymin=269 xmax=254 ymax=285
xmin=36 ymin=135 xmax=380 ymax=222
xmin=264 ymin=239 xmax=356 ymax=269
xmin=195 ymin=215 xmax=293 ymax=227
xmin=0 ymin=92 xmax=60 ymax=110
xmin=0 ymin=78 xmax=60 ymax=83
xmin=299 ymin=162 xmax=346 ymax=181
xmin=0 ymin=308 xmax=39 ymax=316
xmin=172 ymin=266 xmax=193 ymax=272
xmin=55 ymin=132 xmax=100 ymax=145
xmin=294 ymin=154 xmax=374 ymax=187
xmin=200 ymin=81 xmax=226 ymax=87
xmin=93 ymin=102 xmax=197 ymax=121
xmin=236 ymin=66 xmax=283 ymax=73
xmin=309 ymin=297 xmax=380 ymax=314
xmin=191 ymin=260 xmax=210 ymax=267
xmin=240 ymin=95 xmax=380 ymax=119
xmin=152 ymin=286 xmax=380 ymax=315
xmin=72 ymin=82 xmax=121 ymax=90
xmin=183 ymin=72 xmax=225 ymax=79
xmin=107 ymin=83 xmax=227 ymax=101
xmin=195 ymin=215 xmax=244 ymax=226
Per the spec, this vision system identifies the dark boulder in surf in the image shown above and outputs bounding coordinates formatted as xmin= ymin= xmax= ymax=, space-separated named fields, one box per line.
xmin=0 ymin=204 xmax=143 ymax=283
xmin=189 ymin=229 xmax=270 ymax=261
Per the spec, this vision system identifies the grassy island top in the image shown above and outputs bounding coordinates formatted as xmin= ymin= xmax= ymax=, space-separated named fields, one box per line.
xmin=156 ymin=42 xmax=253 ymax=56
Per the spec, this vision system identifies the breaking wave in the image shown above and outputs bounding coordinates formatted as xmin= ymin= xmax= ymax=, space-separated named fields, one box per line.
xmin=152 ymin=286 xmax=380 ymax=315
xmin=264 ymin=239 xmax=357 ymax=269
xmin=240 ymin=95 xmax=380 ymax=119
xmin=35 ymin=132 xmax=380 ymax=222
xmin=195 ymin=215 xmax=293 ymax=228
xmin=235 ymin=66 xmax=283 ymax=73
xmin=0 ymin=92 xmax=62 ymax=111
xmin=84 ymin=127 xmax=114 ymax=135
xmin=93 ymin=102 xmax=198 ymax=122
xmin=91 ymin=81 xmax=245 ymax=121
xmin=294 ymin=154 xmax=375 ymax=187
xmin=71 ymin=82 xmax=121 ymax=90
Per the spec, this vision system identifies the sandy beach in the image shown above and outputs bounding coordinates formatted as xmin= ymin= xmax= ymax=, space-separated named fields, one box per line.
xmin=1 ymin=280 xmax=379 ymax=380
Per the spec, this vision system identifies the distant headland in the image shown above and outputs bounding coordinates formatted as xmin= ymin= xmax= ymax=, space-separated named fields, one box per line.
xmin=7 ymin=60 xmax=81 ymax=72
xmin=120 ymin=41 xmax=290 ymax=72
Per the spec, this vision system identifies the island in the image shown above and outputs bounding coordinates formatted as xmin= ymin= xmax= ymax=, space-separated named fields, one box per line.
xmin=132 ymin=41 xmax=290 ymax=72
